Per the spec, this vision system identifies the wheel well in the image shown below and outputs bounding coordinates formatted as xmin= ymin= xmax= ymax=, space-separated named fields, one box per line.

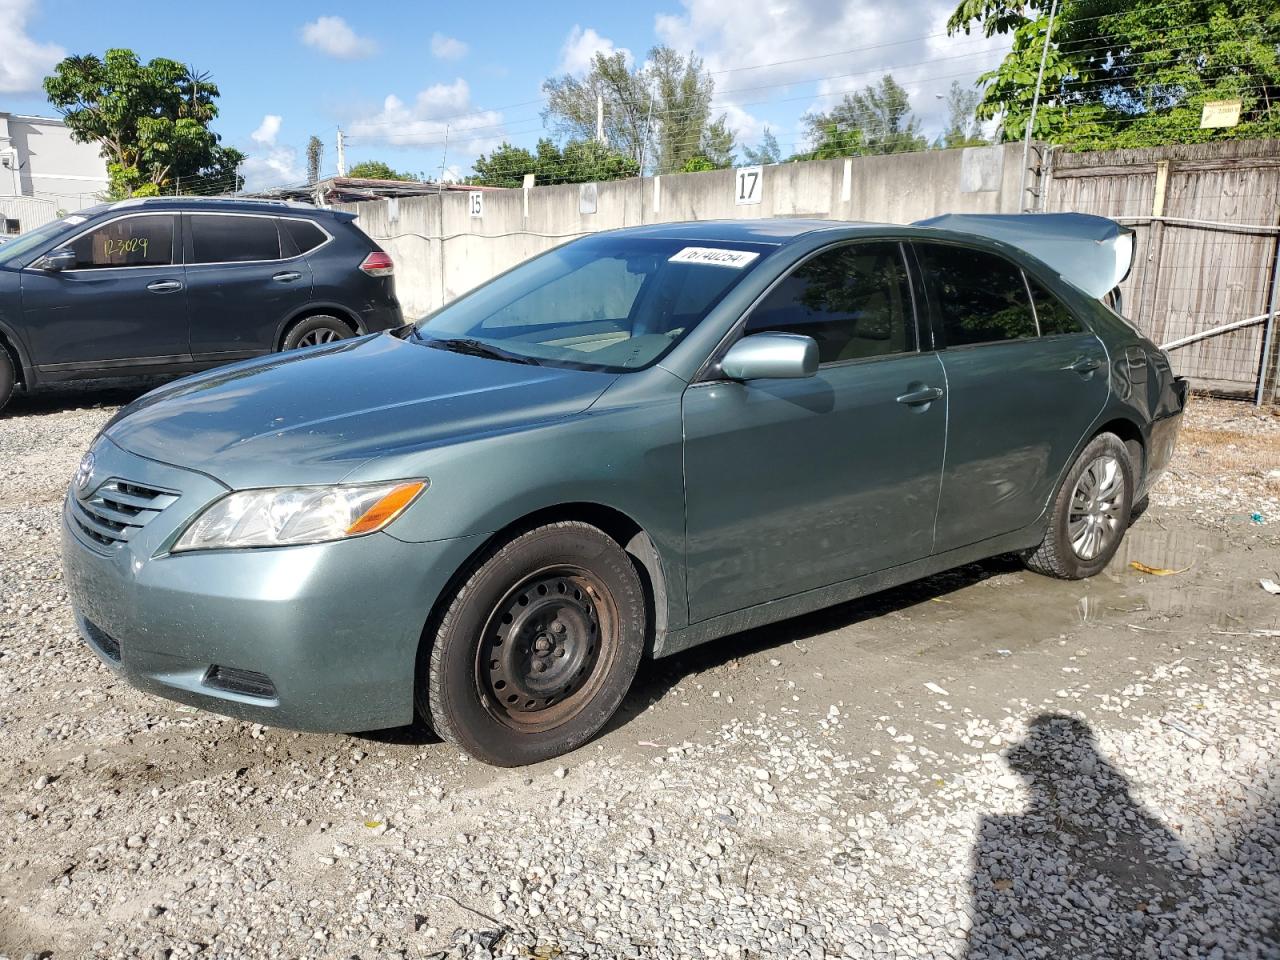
xmin=414 ymin=503 xmax=668 ymax=708
xmin=0 ymin=332 xmax=23 ymax=388
xmin=1094 ymin=418 xmax=1144 ymax=479
xmin=278 ymin=308 xmax=360 ymax=350
xmin=467 ymin=502 xmax=666 ymax=652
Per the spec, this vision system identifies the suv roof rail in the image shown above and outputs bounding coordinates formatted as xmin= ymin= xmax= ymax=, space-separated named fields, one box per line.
xmin=110 ymin=196 xmax=318 ymax=212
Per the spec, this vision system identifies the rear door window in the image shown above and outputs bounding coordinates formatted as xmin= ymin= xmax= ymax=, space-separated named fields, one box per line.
xmin=190 ymin=215 xmax=281 ymax=264
xmin=1028 ymin=276 xmax=1085 ymax=335
xmin=68 ymin=215 xmax=176 ymax=269
xmin=281 ymin=218 xmax=327 ymax=255
xmin=915 ymin=243 xmax=1038 ymax=346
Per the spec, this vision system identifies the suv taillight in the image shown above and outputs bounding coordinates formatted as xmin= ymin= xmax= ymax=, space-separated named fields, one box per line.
xmin=360 ymin=251 xmax=394 ymax=277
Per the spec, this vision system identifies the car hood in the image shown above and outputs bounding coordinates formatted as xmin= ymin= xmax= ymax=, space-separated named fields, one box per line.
xmin=105 ymin=333 xmax=618 ymax=489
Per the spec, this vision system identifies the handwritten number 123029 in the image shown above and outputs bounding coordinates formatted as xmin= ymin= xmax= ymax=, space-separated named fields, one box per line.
xmin=103 ymin=237 xmax=149 ymax=258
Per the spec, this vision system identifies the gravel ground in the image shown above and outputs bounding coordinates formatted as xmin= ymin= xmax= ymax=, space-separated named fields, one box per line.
xmin=1 ymin=386 xmax=1278 ymax=960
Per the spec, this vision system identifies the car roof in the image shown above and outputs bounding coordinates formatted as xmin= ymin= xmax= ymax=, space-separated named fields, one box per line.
xmin=604 ymin=218 xmax=866 ymax=245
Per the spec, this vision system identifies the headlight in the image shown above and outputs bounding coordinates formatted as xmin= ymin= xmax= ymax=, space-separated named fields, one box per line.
xmin=173 ymin=480 xmax=427 ymax=552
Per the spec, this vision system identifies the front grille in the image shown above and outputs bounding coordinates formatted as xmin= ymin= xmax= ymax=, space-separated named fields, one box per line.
xmin=204 ymin=665 xmax=277 ymax=700
xmin=82 ymin=618 xmax=122 ymax=662
xmin=72 ymin=479 xmax=179 ymax=547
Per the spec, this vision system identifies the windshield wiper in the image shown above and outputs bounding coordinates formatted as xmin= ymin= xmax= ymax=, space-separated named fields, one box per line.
xmin=422 ymin=337 xmax=541 ymax=365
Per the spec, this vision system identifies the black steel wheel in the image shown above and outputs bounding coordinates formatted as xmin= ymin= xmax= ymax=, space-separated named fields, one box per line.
xmin=421 ymin=522 xmax=645 ymax=766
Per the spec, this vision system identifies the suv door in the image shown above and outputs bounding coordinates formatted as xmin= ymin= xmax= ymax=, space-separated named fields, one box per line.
xmin=682 ymin=241 xmax=947 ymax=623
xmin=183 ymin=213 xmax=314 ymax=361
xmin=19 ymin=213 xmax=189 ymax=372
xmin=912 ymin=241 xmax=1110 ymax=553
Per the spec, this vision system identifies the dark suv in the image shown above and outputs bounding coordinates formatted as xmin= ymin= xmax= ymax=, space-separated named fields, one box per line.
xmin=0 ymin=197 xmax=402 ymax=412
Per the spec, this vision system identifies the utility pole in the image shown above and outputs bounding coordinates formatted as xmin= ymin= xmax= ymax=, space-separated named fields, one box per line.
xmin=596 ymin=94 xmax=605 ymax=145
xmin=336 ymin=129 xmax=347 ymax=177
xmin=1019 ymin=0 xmax=1059 ymax=211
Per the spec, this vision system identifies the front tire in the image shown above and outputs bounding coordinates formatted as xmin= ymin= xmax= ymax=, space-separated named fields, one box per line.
xmin=281 ymin=314 xmax=352 ymax=351
xmin=422 ymin=522 xmax=646 ymax=766
xmin=1024 ymin=432 xmax=1135 ymax=580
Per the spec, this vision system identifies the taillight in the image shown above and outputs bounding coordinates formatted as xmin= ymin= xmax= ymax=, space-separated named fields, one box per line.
xmin=360 ymin=251 xmax=394 ymax=277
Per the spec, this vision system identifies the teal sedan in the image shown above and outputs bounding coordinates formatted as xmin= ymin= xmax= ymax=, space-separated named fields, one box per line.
xmin=62 ymin=215 xmax=1187 ymax=766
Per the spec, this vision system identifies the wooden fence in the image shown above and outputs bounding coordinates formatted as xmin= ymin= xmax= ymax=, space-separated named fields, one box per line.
xmin=1042 ymin=140 xmax=1280 ymax=401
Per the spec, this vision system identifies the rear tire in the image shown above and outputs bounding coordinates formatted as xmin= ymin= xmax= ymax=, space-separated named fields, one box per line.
xmin=422 ymin=522 xmax=645 ymax=766
xmin=281 ymin=314 xmax=352 ymax=351
xmin=0 ymin=348 xmax=15 ymax=415
xmin=1024 ymin=432 xmax=1134 ymax=580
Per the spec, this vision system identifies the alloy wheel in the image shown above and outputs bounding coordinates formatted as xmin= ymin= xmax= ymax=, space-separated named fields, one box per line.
xmin=1067 ymin=454 xmax=1125 ymax=561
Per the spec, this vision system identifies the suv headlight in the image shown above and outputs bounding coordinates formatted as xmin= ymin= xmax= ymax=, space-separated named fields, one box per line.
xmin=173 ymin=480 xmax=427 ymax=552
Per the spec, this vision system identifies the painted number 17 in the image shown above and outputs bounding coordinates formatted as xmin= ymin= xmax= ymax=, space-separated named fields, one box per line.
xmin=735 ymin=166 xmax=762 ymax=206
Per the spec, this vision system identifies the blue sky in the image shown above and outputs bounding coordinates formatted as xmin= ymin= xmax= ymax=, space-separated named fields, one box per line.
xmin=2 ymin=0 xmax=1011 ymax=190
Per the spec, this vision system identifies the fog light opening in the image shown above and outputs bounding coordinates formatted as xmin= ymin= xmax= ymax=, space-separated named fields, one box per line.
xmin=203 ymin=665 xmax=277 ymax=700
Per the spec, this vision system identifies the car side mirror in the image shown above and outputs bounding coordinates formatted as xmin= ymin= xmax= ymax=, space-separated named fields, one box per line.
xmin=41 ymin=247 xmax=77 ymax=272
xmin=720 ymin=333 xmax=819 ymax=381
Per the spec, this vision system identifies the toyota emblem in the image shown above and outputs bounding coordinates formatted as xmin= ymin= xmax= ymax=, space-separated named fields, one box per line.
xmin=75 ymin=451 xmax=96 ymax=493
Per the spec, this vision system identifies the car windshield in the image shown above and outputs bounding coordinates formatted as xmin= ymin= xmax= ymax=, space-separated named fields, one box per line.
xmin=415 ymin=235 xmax=770 ymax=372
xmin=0 ymin=217 xmax=75 ymax=265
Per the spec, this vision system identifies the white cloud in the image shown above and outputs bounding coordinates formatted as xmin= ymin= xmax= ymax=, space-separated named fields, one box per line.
xmin=347 ymin=79 xmax=505 ymax=158
xmin=251 ymin=114 xmax=282 ymax=145
xmin=300 ymin=16 xmax=377 ymax=60
xmin=0 ymin=0 xmax=65 ymax=93
xmin=240 ymin=114 xmax=305 ymax=190
xmin=430 ymin=32 xmax=468 ymax=61
xmin=557 ymin=25 xmax=631 ymax=76
xmin=654 ymin=0 xmax=1012 ymax=149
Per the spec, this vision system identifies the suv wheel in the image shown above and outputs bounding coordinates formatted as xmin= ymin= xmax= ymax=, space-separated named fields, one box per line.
xmin=1024 ymin=432 xmax=1135 ymax=580
xmin=281 ymin=315 xmax=352 ymax=351
xmin=0 ymin=348 xmax=15 ymax=415
xmin=420 ymin=522 xmax=646 ymax=766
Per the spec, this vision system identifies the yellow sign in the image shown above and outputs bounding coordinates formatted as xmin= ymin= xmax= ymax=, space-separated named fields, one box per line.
xmin=1200 ymin=99 xmax=1242 ymax=129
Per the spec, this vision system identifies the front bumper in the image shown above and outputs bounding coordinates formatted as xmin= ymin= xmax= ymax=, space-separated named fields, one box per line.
xmin=61 ymin=436 xmax=484 ymax=732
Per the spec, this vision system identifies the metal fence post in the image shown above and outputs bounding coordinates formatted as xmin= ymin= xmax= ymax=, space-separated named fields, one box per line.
xmin=1256 ymin=230 xmax=1280 ymax=406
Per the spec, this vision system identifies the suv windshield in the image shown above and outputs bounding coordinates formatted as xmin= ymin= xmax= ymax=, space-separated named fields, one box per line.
xmin=0 ymin=216 xmax=78 ymax=265
xmin=415 ymin=235 xmax=770 ymax=372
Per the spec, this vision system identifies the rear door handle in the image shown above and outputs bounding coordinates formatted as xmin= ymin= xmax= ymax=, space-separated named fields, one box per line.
xmin=272 ymin=271 xmax=303 ymax=283
xmin=896 ymin=385 xmax=945 ymax=406
xmin=146 ymin=280 xmax=183 ymax=293
xmin=1066 ymin=356 xmax=1101 ymax=374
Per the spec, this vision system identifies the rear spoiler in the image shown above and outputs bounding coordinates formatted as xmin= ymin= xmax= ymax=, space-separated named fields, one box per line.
xmin=911 ymin=213 xmax=1135 ymax=300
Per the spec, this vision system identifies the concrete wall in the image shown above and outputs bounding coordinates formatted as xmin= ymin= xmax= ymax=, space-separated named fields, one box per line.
xmin=340 ymin=143 xmax=1029 ymax=317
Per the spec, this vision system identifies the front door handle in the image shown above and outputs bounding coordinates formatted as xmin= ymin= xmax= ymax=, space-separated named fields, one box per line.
xmin=1066 ymin=356 xmax=1101 ymax=375
xmin=896 ymin=385 xmax=945 ymax=406
xmin=272 ymin=271 xmax=303 ymax=283
xmin=146 ymin=280 xmax=183 ymax=293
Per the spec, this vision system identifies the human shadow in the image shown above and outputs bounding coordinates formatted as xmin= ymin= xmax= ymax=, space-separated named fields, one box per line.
xmin=963 ymin=714 xmax=1279 ymax=958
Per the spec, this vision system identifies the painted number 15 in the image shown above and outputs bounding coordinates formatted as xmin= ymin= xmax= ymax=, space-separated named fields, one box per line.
xmin=735 ymin=166 xmax=762 ymax=206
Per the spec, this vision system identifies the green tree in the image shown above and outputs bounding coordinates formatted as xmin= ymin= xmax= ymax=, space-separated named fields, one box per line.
xmin=306 ymin=135 xmax=323 ymax=184
xmin=468 ymin=138 xmax=638 ymax=187
xmin=741 ymin=127 xmax=782 ymax=165
xmin=938 ymin=80 xmax=987 ymax=148
xmin=802 ymin=75 xmax=927 ymax=157
xmin=542 ymin=45 xmax=731 ymax=174
xmin=789 ymin=122 xmax=865 ymax=161
xmin=681 ymin=116 xmax=737 ymax=172
xmin=947 ymin=0 xmax=1280 ymax=148
xmin=43 ymin=50 xmax=243 ymax=199
xmin=346 ymin=159 xmax=416 ymax=181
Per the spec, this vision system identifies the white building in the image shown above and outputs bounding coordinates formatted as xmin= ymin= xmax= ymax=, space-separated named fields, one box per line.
xmin=0 ymin=112 xmax=110 ymax=233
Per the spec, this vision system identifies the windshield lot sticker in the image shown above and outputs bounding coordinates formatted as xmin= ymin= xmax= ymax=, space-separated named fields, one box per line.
xmin=668 ymin=247 xmax=760 ymax=268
